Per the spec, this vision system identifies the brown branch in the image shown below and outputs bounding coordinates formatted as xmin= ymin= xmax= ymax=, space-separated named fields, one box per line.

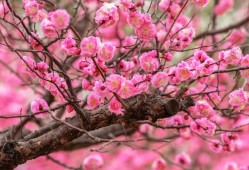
xmin=0 ymin=93 xmax=182 ymax=169
xmin=194 ymin=15 xmax=249 ymax=41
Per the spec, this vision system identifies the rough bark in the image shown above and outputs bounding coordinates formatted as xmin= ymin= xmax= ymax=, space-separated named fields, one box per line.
xmin=0 ymin=93 xmax=191 ymax=169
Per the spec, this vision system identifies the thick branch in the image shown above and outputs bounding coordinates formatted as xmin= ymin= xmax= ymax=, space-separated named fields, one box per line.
xmin=194 ymin=16 xmax=249 ymax=41
xmin=0 ymin=93 xmax=183 ymax=169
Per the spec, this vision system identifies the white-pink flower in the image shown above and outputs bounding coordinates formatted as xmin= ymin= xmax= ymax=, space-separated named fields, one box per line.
xmin=97 ymin=43 xmax=116 ymax=62
xmin=31 ymin=98 xmax=49 ymax=118
xmin=50 ymin=9 xmax=70 ymax=30
xmin=95 ymin=3 xmax=119 ymax=27
xmin=83 ymin=154 xmax=104 ymax=170
xmin=80 ymin=36 xmax=100 ymax=57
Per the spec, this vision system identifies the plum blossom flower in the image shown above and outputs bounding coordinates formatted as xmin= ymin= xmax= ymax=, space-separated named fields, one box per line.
xmin=151 ymin=158 xmax=167 ymax=170
xmin=195 ymin=100 xmax=215 ymax=118
xmin=219 ymin=47 xmax=242 ymax=65
xmin=108 ymin=98 xmax=124 ymax=115
xmin=240 ymin=55 xmax=249 ymax=78
xmin=229 ymin=89 xmax=247 ymax=111
xmin=209 ymin=139 xmax=223 ymax=153
xmin=36 ymin=61 xmax=48 ymax=76
xmin=83 ymin=154 xmax=104 ymax=170
xmin=97 ymin=43 xmax=116 ymax=62
xmin=139 ymin=50 xmax=159 ymax=73
xmin=106 ymin=74 xmax=125 ymax=92
xmin=87 ymin=92 xmax=101 ymax=110
xmin=50 ymin=9 xmax=70 ymax=30
xmin=117 ymin=80 xmax=135 ymax=99
xmin=151 ymin=72 xmax=168 ymax=88
xmin=41 ymin=19 xmax=57 ymax=38
xmin=158 ymin=0 xmax=170 ymax=11
xmin=80 ymin=36 xmax=100 ymax=57
xmin=93 ymin=80 xmax=109 ymax=98
xmin=29 ymin=32 xmax=43 ymax=50
xmin=131 ymin=73 xmax=150 ymax=95
xmin=31 ymin=98 xmax=49 ymax=118
xmin=193 ymin=0 xmax=209 ymax=7
xmin=190 ymin=118 xmax=216 ymax=136
xmin=224 ymin=162 xmax=238 ymax=170
xmin=61 ymin=38 xmax=80 ymax=56
xmin=95 ymin=3 xmax=119 ymax=27
xmin=166 ymin=115 xmax=183 ymax=126
xmin=118 ymin=60 xmax=135 ymax=72
xmin=221 ymin=133 xmax=239 ymax=145
xmin=135 ymin=22 xmax=157 ymax=41
xmin=175 ymin=61 xmax=192 ymax=81
xmin=32 ymin=9 xmax=47 ymax=22
xmin=24 ymin=1 xmax=39 ymax=17
xmin=175 ymin=153 xmax=191 ymax=167
xmin=214 ymin=0 xmax=234 ymax=15
xmin=128 ymin=11 xmax=144 ymax=28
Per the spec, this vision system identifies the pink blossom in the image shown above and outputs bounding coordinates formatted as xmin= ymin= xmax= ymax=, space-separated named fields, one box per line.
xmin=175 ymin=61 xmax=192 ymax=81
xmin=193 ymin=0 xmax=209 ymax=7
xmin=50 ymin=9 xmax=70 ymax=30
xmin=195 ymin=100 xmax=215 ymax=118
xmin=82 ymin=78 xmax=92 ymax=91
xmin=117 ymin=80 xmax=135 ymax=99
xmin=139 ymin=50 xmax=159 ymax=73
xmin=108 ymin=98 xmax=124 ymax=115
xmin=23 ymin=56 xmax=36 ymax=70
xmin=80 ymin=36 xmax=100 ymax=57
xmin=151 ymin=72 xmax=168 ymax=88
xmin=194 ymin=50 xmax=209 ymax=63
xmin=29 ymin=32 xmax=43 ymax=50
xmin=61 ymin=38 xmax=80 ymax=56
xmin=41 ymin=19 xmax=57 ymax=38
xmin=190 ymin=118 xmax=216 ymax=136
xmin=227 ymin=29 xmax=247 ymax=46
xmin=118 ymin=60 xmax=135 ymax=72
xmin=139 ymin=124 xmax=154 ymax=134
xmin=24 ymin=1 xmax=39 ymax=17
xmin=87 ymin=92 xmax=101 ymax=110
xmin=175 ymin=153 xmax=191 ymax=167
xmin=240 ymin=55 xmax=249 ymax=78
xmin=224 ymin=162 xmax=238 ymax=170
xmin=164 ymin=52 xmax=173 ymax=62
xmin=151 ymin=158 xmax=167 ymax=170
xmin=168 ymin=67 xmax=181 ymax=85
xmin=219 ymin=47 xmax=242 ymax=65
xmin=158 ymin=0 xmax=170 ymax=11
xmin=128 ymin=11 xmax=144 ymax=28
xmin=97 ymin=43 xmax=116 ymax=62
xmin=229 ymin=89 xmax=247 ymax=111
xmin=66 ymin=105 xmax=74 ymax=113
xmin=32 ymin=9 xmax=47 ymax=22
xmin=209 ymin=139 xmax=222 ymax=153
xmin=131 ymin=73 xmax=150 ymax=95
xmin=221 ymin=133 xmax=239 ymax=145
xmin=121 ymin=36 xmax=136 ymax=53
xmin=106 ymin=74 xmax=125 ymax=92
xmin=40 ymin=72 xmax=61 ymax=91
xmin=214 ymin=0 xmax=234 ymax=15
xmin=135 ymin=22 xmax=157 ymax=41
xmin=36 ymin=61 xmax=48 ymax=75
xmin=93 ymin=80 xmax=109 ymax=98
xmin=95 ymin=3 xmax=119 ymax=27
xmin=167 ymin=115 xmax=183 ymax=126
xmin=119 ymin=0 xmax=136 ymax=11
xmin=197 ymin=58 xmax=217 ymax=76
xmin=83 ymin=154 xmax=104 ymax=170
xmin=31 ymin=98 xmax=49 ymax=118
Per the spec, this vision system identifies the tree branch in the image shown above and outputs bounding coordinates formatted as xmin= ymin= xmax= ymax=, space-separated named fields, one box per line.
xmin=0 ymin=93 xmax=184 ymax=169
